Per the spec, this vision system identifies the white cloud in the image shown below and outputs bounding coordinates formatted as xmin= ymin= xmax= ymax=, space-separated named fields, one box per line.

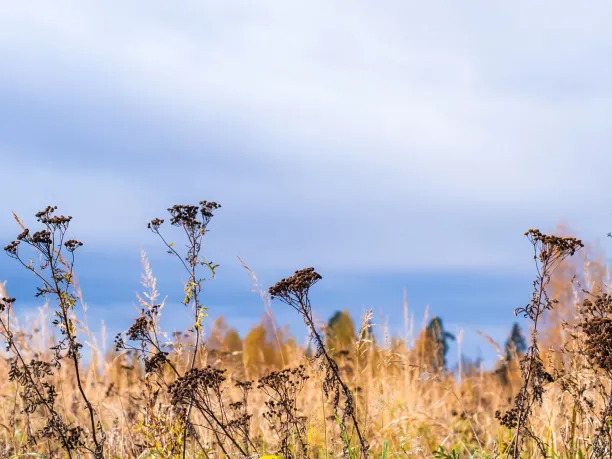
xmin=0 ymin=1 xmax=611 ymax=271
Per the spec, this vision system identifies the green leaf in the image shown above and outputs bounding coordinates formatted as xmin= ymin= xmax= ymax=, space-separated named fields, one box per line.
xmin=381 ymin=440 xmax=389 ymax=459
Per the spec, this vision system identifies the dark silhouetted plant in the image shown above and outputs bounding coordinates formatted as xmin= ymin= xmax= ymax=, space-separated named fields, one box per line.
xmin=259 ymin=365 xmax=309 ymax=458
xmin=168 ymin=366 xmax=255 ymax=456
xmin=146 ymin=201 xmax=221 ymax=457
xmin=504 ymin=323 xmax=527 ymax=362
xmin=417 ymin=317 xmax=455 ymax=372
xmin=269 ymin=267 xmax=370 ymax=459
xmin=496 ymin=229 xmax=583 ymax=458
xmin=3 ymin=206 xmax=105 ymax=458
xmin=576 ymin=291 xmax=612 ymax=457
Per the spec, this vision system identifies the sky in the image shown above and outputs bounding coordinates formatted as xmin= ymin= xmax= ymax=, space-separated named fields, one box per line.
xmin=1 ymin=1 xmax=612 ymax=365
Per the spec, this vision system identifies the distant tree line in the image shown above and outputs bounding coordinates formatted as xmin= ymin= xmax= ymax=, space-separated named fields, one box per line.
xmin=205 ymin=309 xmax=527 ymax=381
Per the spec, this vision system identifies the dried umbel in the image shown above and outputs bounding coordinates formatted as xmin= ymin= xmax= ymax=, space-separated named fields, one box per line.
xmin=229 ymin=380 xmax=254 ymax=454
xmin=6 ymin=353 xmax=76 ymax=456
xmin=259 ymin=365 xmax=309 ymax=458
xmin=496 ymin=407 xmax=518 ymax=429
xmin=114 ymin=203 xmax=230 ymax=458
xmin=147 ymin=200 xmax=220 ymax=335
xmin=0 ymin=296 xmax=15 ymax=313
xmin=269 ymin=267 xmax=322 ymax=306
xmin=577 ymin=292 xmax=612 ymax=455
xmin=579 ymin=293 xmax=612 ymax=371
xmin=115 ymin=303 xmax=176 ymax=377
xmin=525 ymin=229 xmax=584 ymax=260
xmin=165 ymin=201 xmax=221 ymax=230
xmin=518 ymin=229 xmax=584 ymax=321
xmin=146 ymin=201 xmax=221 ymax=457
xmin=498 ymin=229 xmax=583 ymax=458
xmin=169 ymin=367 xmax=227 ymax=404
xmin=168 ymin=367 xmax=254 ymax=456
xmin=270 ymin=268 xmax=370 ymax=459
xmin=149 ymin=201 xmax=221 ymax=238
xmin=2 ymin=206 xmax=105 ymax=458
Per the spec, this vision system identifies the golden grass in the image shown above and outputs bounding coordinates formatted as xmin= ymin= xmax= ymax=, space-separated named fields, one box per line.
xmin=0 ymin=211 xmax=609 ymax=458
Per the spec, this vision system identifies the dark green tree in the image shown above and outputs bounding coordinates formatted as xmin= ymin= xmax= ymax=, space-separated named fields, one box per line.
xmin=417 ymin=317 xmax=455 ymax=372
xmin=504 ymin=322 xmax=527 ymax=361
xmin=496 ymin=322 xmax=529 ymax=386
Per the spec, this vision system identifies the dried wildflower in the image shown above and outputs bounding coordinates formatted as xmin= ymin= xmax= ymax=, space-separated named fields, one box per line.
xmin=147 ymin=218 xmax=164 ymax=230
xmin=116 ymin=305 xmax=177 ymax=377
xmin=4 ymin=240 xmax=20 ymax=255
xmin=168 ymin=366 xmax=253 ymax=456
xmin=228 ymin=379 xmax=253 ymax=454
xmin=270 ymin=268 xmax=369 ymax=458
xmin=145 ymin=201 xmax=222 ymax=457
xmin=579 ymin=294 xmax=612 ymax=371
xmin=259 ymin=365 xmax=309 ymax=458
xmin=0 ymin=297 xmax=15 ymax=313
xmin=64 ymin=239 xmax=83 ymax=252
xmin=199 ymin=200 xmax=221 ymax=219
xmin=1 ymin=206 xmax=105 ymax=458
xmin=31 ymin=230 xmax=52 ymax=245
xmin=496 ymin=408 xmax=518 ymax=429
xmin=576 ymin=291 xmax=612 ymax=455
xmin=144 ymin=351 xmax=169 ymax=375
xmin=169 ymin=366 xmax=226 ymax=404
xmin=34 ymin=205 xmax=57 ymax=219
xmin=524 ymin=229 xmax=584 ymax=259
xmin=498 ymin=229 xmax=582 ymax=458
xmin=269 ymin=267 xmax=322 ymax=305
xmin=168 ymin=204 xmax=200 ymax=229
xmin=17 ymin=228 xmax=29 ymax=240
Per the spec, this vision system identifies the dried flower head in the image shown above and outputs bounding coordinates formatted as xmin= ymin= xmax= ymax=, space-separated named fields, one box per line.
xmin=199 ymin=200 xmax=221 ymax=219
xmin=259 ymin=366 xmax=309 ymax=458
xmin=269 ymin=267 xmax=322 ymax=307
xmin=31 ymin=230 xmax=52 ymax=245
xmin=579 ymin=293 xmax=612 ymax=372
xmin=498 ymin=229 xmax=583 ymax=458
xmin=1 ymin=206 xmax=106 ymax=457
xmin=168 ymin=366 xmax=227 ymax=406
xmin=524 ymin=229 xmax=584 ymax=263
xmin=64 ymin=240 xmax=83 ymax=252
xmin=4 ymin=240 xmax=20 ymax=255
xmin=0 ymin=297 xmax=16 ymax=313
xmin=269 ymin=267 xmax=369 ymax=458
xmin=168 ymin=204 xmax=200 ymax=229
xmin=147 ymin=218 xmax=164 ymax=230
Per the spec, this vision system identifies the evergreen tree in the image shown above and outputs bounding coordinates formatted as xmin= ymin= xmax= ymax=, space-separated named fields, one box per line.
xmin=416 ymin=316 xmax=455 ymax=372
xmin=504 ymin=322 xmax=527 ymax=361
xmin=496 ymin=322 xmax=528 ymax=386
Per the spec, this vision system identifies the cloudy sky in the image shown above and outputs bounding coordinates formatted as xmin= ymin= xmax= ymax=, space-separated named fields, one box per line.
xmin=1 ymin=1 xmax=611 ymax=364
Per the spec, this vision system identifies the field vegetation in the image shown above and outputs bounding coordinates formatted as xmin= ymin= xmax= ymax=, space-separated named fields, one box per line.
xmin=0 ymin=203 xmax=610 ymax=458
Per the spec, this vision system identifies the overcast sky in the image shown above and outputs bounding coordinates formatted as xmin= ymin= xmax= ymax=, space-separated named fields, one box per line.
xmin=1 ymin=2 xmax=611 ymax=363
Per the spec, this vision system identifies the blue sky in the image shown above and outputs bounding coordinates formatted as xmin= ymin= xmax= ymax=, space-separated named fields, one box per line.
xmin=1 ymin=1 xmax=611 ymax=365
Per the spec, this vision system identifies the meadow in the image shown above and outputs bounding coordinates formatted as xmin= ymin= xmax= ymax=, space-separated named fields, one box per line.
xmin=0 ymin=202 xmax=610 ymax=459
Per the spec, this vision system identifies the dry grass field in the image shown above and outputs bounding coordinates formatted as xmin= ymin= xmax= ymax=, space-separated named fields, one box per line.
xmin=0 ymin=204 xmax=610 ymax=458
